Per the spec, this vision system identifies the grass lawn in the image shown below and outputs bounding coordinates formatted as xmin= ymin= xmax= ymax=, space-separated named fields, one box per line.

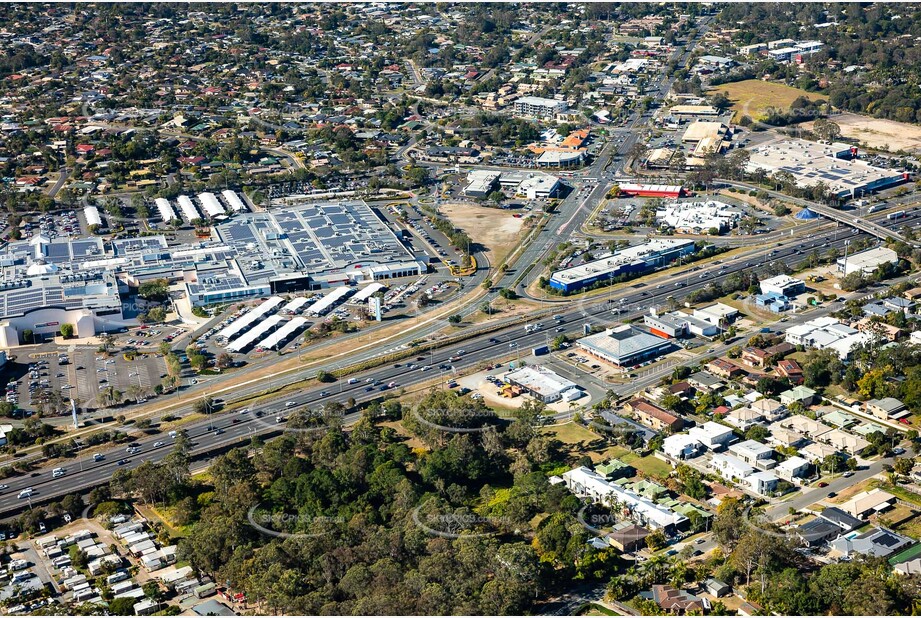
xmin=872 ymin=480 xmax=921 ymax=508
xmin=541 ymin=422 xmax=616 ymax=461
xmin=708 ymin=79 xmax=828 ymax=124
xmin=621 ymin=453 xmax=673 ymax=481
xmin=895 ymin=513 xmax=921 ymax=540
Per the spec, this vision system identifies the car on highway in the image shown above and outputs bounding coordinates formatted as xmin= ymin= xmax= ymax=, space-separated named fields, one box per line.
xmin=285 ymin=401 xmax=297 ymax=408
xmin=153 ymin=441 xmax=165 ymax=448
xmin=18 ymin=488 xmax=33 ymax=499
xmin=93 ymin=453 xmax=104 ymax=462
xmin=117 ymin=459 xmax=129 ymax=466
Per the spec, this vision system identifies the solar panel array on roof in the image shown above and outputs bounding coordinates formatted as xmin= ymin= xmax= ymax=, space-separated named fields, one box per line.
xmin=212 ymin=200 xmax=415 ymax=284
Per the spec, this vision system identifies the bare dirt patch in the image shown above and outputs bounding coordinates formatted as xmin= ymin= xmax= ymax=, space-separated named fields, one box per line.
xmin=440 ymin=203 xmax=525 ymax=266
xmin=804 ymin=112 xmax=921 ymax=154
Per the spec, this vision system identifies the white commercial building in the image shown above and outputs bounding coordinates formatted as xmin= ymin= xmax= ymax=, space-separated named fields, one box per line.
xmin=505 ymin=365 xmax=581 ymax=403
xmin=655 ymin=200 xmax=741 ymax=234
xmin=513 ymin=96 xmax=568 ymax=118
xmin=760 ymin=275 xmax=806 ymax=297
xmin=746 ymin=139 xmax=906 ymax=199
xmin=837 ymin=246 xmax=898 ymax=276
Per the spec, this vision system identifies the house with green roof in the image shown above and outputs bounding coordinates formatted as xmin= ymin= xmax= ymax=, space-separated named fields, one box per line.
xmin=624 ymin=479 xmax=668 ymax=500
xmin=820 ymin=409 xmax=858 ymax=429
xmin=595 ymin=458 xmax=635 ymax=481
xmin=853 ymin=421 xmax=888 ymax=437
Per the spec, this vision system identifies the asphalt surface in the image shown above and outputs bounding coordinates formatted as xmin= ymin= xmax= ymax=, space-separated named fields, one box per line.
xmin=0 ymin=214 xmax=885 ymax=517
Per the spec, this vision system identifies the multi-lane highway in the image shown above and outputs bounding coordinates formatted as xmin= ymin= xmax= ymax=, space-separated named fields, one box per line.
xmin=0 ymin=213 xmax=880 ymax=516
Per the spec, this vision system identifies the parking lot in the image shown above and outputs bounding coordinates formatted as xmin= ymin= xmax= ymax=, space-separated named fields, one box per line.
xmin=4 ymin=210 xmax=83 ymax=243
xmin=2 ymin=342 xmax=170 ymax=417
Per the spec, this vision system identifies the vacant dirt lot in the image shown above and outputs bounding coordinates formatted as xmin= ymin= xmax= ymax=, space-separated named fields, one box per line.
xmin=709 ymin=79 xmax=827 ymax=123
xmin=803 ymin=112 xmax=921 ymax=153
xmin=440 ymin=203 xmax=525 ymax=266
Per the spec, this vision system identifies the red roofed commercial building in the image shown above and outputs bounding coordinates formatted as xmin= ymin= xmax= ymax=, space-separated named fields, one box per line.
xmin=619 ymin=183 xmax=686 ymax=198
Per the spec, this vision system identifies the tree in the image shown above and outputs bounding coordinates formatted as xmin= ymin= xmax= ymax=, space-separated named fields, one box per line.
xmin=645 ymin=529 xmax=667 ymax=551
xmin=108 ymin=598 xmax=137 ymax=615
xmin=138 ymin=278 xmax=169 ymax=301
xmin=448 ymin=314 xmax=462 ymax=325
xmin=316 ymin=370 xmax=335 ymax=383
xmin=60 ymin=323 xmax=74 ymax=338
xmin=215 ymin=353 xmax=233 ymax=369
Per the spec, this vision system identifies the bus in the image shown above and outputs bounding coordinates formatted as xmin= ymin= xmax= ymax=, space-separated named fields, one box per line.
xmin=888 ymin=210 xmax=907 ymax=220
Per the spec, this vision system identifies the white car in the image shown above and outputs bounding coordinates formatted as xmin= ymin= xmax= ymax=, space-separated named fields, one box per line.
xmin=18 ymin=488 xmax=33 ymax=499
xmin=153 ymin=441 xmax=165 ymax=448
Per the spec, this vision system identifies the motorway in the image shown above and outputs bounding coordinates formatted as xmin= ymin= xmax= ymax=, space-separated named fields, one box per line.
xmin=0 ymin=208 xmax=892 ymax=517
xmin=5 ymin=15 xmax=913 ymax=517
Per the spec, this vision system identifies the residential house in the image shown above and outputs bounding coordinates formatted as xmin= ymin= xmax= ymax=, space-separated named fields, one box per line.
xmin=647 ymin=585 xmax=705 ymax=614
xmin=750 ymin=398 xmax=786 ymax=421
xmin=710 ymin=454 xmax=755 ymax=483
xmin=729 ymin=439 xmax=774 ymax=467
xmin=820 ymin=428 xmax=869 ymax=455
xmin=740 ymin=347 xmax=770 ymax=368
xmin=775 ymin=455 xmax=811 ymax=482
xmin=831 ymin=527 xmax=913 ymax=558
xmin=746 ymin=470 xmax=780 ymax=495
xmin=625 ymin=398 xmax=684 ymax=432
xmin=799 ymin=441 xmax=839 ymax=462
xmin=865 ymin=397 xmax=910 ymax=421
xmin=607 ymin=524 xmax=649 ymax=552
xmin=723 ymin=406 xmax=765 ymax=431
xmin=840 ymin=488 xmax=895 ymax=518
xmin=776 ymin=359 xmax=803 ymax=384
xmin=688 ymin=421 xmax=735 ymax=450
xmin=706 ymin=357 xmax=745 ymax=379
xmin=662 ymin=434 xmax=703 ymax=460
xmin=796 ymin=507 xmax=863 ymax=546
xmin=780 ymin=385 xmax=817 ymax=406
xmin=687 ymin=371 xmax=723 ymax=393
